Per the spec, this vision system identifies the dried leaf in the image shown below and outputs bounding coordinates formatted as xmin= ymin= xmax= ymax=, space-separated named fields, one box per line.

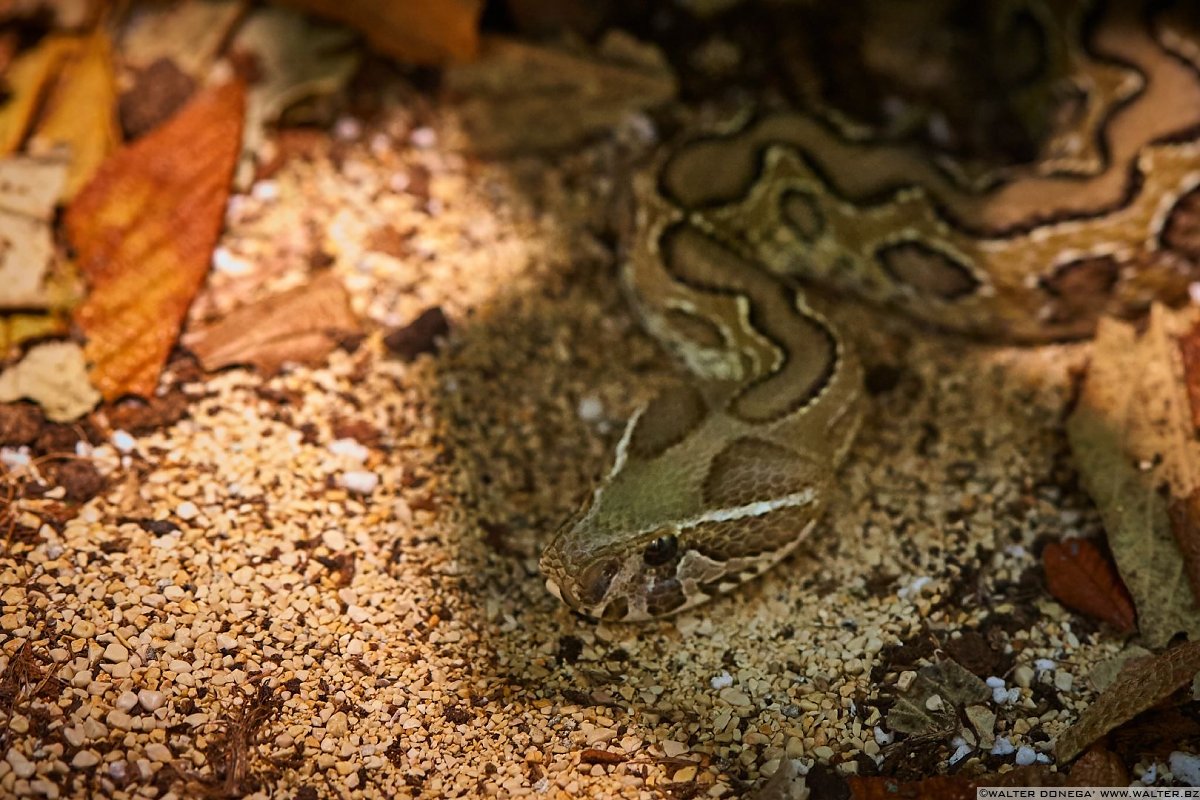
xmin=67 ymin=79 xmax=246 ymax=400
xmin=0 ymin=314 xmax=69 ymax=354
xmin=749 ymin=759 xmax=808 ymax=800
xmin=182 ymin=272 xmax=359 ymax=375
xmin=1169 ymin=491 xmax=1200 ymax=605
xmin=0 ymin=341 xmax=100 ymax=422
xmin=578 ymin=748 xmax=626 ymax=765
xmin=0 ymin=36 xmax=76 ymax=154
xmin=446 ymin=32 xmax=677 ymax=154
xmin=0 ymin=154 xmax=68 ymax=309
xmin=1055 ymin=639 xmax=1200 ymax=762
xmin=1067 ymin=745 xmax=1128 ymax=786
xmin=1066 ymin=306 xmax=1200 ymax=646
xmin=280 ymin=0 xmax=482 ymax=66
xmin=885 ymin=659 xmax=989 ymax=736
xmin=847 ymin=768 xmax=1066 ymax=800
xmin=27 ymin=28 xmax=120 ymax=198
xmin=229 ymin=7 xmax=360 ymax=187
xmin=120 ymin=0 xmax=246 ymax=77
xmin=1043 ymin=538 xmax=1137 ymax=633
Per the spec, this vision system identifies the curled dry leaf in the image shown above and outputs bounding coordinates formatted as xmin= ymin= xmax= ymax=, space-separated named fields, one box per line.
xmin=1066 ymin=305 xmax=1200 ymax=646
xmin=1042 ymin=537 xmax=1137 ymax=633
xmin=0 ymin=341 xmax=100 ymax=422
xmin=27 ymin=28 xmax=120 ymax=198
xmin=67 ymin=79 xmax=246 ymax=400
xmin=279 ymin=0 xmax=482 ymax=66
xmin=181 ymin=271 xmax=360 ymax=375
xmin=446 ymin=32 xmax=677 ymax=154
xmin=885 ymin=659 xmax=989 ymax=736
xmin=1055 ymin=639 xmax=1200 ymax=762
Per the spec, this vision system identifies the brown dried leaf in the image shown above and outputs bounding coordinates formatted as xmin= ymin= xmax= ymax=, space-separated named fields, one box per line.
xmin=847 ymin=767 xmax=1066 ymax=800
xmin=1168 ymin=491 xmax=1200 ymax=606
xmin=1067 ymin=745 xmax=1128 ymax=786
xmin=182 ymin=272 xmax=359 ymax=375
xmin=67 ymin=79 xmax=245 ymax=400
xmin=578 ymin=748 xmax=626 ymax=765
xmin=446 ymin=32 xmax=677 ymax=154
xmin=1043 ymin=537 xmax=1137 ymax=633
xmin=279 ymin=0 xmax=482 ymax=66
xmin=1055 ymin=639 xmax=1200 ymax=762
xmin=27 ymin=28 xmax=120 ymax=198
xmin=1066 ymin=305 xmax=1200 ymax=646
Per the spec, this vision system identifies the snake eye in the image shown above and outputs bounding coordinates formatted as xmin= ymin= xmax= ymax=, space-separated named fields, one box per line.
xmin=578 ymin=558 xmax=619 ymax=605
xmin=642 ymin=534 xmax=679 ymax=566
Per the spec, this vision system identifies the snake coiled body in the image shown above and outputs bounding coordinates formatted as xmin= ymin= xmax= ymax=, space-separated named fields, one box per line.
xmin=541 ymin=0 xmax=1200 ymax=620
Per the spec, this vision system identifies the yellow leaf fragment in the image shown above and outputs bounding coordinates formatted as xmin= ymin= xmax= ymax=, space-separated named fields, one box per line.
xmin=0 ymin=340 xmax=100 ymax=422
xmin=67 ymin=80 xmax=246 ymax=400
xmin=0 ymin=35 xmax=76 ymax=155
xmin=182 ymin=272 xmax=360 ymax=375
xmin=28 ymin=28 xmax=120 ymax=198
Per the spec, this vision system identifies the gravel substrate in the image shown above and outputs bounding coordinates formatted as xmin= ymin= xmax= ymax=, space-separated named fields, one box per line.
xmin=0 ymin=92 xmax=1128 ymax=798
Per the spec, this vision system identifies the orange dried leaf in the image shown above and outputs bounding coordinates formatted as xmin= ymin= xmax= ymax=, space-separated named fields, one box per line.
xmin=0 ymin=35 xmax=77 ymax=154
xmin=1043 ymin=538 xmax=1137 ymax=633
xmin=67 ymin=79 xmax=245 ymax=400
xmin=279 ymin=0 xmax=483 ymax=66
xmin=1056 ymin=639 xmax=1200 ymax=762
xmin=181 ymin=272 xmax=360 ymax=375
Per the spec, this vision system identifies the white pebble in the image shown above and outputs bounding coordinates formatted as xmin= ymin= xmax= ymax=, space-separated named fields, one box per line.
xmin=873 ymin=726 xmax=894 ymax=746
xmin=334 ymin=116 xmax=362 ymax=141
xmin=985 ymin=676 xmax=1006 ymax=689
xmin=339 ymin=470 xmax=379 ymax=494
xmin=948 ymin=743 xmax=972 ymax=766
xmin=329 ymin=438 xmax=370 ymax=462
xmin=231 ymin=566 xmax=255 ymax=586
xmin=924 ymin=694 xmax=945 ymax=712
xmin=898 ymin=576 xmax=931 ymax=599
xmin=144 ymin=743 xmax=172 ymax=763
xmin=1141 ymin=763 xmax=1158 ymax=784
xmin=710 ymin=670 xmax=734 ymax=690
xmin=991 ymin=737 xmax=1015 ymax=756
xmin=251 ymin=180 xmax=280 ymax=202
xmin=1014 ymin=746 xmax=1037 ymax=766
xmin=212 ymin=247 xmax=252 ymax=275
xmin=138 ymin=689 xmax=165 ymax=712
xmin=410 ymin=126 xmax=437 ymax=148
xmin=577 ymin=395 xmax=605 ymax=423
xmin=1034 ymin=658 xmax=1056 ymax=671
xmin=1 ymin=447 xmax=30 ymax=468
xmin=216 ymin=633 xmax=238 ymax=651
xmin=1170 ymin=752 xmax=1200 ymax=786
xmin=175 ymin=501 xmax=199 ymax=521
xmin=115 ymin=690 xmax=138 ymax=711
xmin=991 ymin=686 xmax=1011 ymax=705
xmin=110 ymin=430 xmax=136 ymax=453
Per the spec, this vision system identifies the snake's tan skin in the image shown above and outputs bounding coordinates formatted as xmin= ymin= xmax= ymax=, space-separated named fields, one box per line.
xmin=540 ymin=0 xmax=1200 ymax=620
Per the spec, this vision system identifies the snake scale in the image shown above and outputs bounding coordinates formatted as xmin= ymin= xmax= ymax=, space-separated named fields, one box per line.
xmin=539 ymin=0 xmax=1200 ymax=621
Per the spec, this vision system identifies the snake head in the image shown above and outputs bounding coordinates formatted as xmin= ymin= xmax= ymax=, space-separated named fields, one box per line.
xmin=539 ymin=506 xmax=701 ymax=621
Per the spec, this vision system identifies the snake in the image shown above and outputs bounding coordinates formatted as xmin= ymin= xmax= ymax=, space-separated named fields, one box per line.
xmin=538 ymin=0 xmax=1200 ymax=621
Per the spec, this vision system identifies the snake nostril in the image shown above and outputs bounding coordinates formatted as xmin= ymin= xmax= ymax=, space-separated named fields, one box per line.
xmin=577 ymin=558 xmax=620 ymax=605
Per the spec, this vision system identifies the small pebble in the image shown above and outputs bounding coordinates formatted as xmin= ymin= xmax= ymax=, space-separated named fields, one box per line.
xmin=710 ymin=671 xmax=734 ymax=690
xmin=924 ymin=694 xmax=945 ymax=712
xmin=72 ymin=750 xmax=100 ymax=768
xmin=144 ymin=743 xmax=172 ymax=763
xmin=1015 ymin=746 xmax=1037 ymax=766
xmin=1013 ymin=665 xmax=1035 ymax=688
xmin=1170 ymin=752 xmax=1200 ymax=786
xmin=111 ymin=430 xmax=136 ymax=453
xmin=175 ymin=501 xmax=199 ymax=521
xmin=577 ymin=395 xmax=604 ymax=423
xmin=985 ymin=676 xmax=1005 ymax=689
xmin=6 ymin=748 xmax=35 ymax=778
xmin=948 ymin=743 xmax=972 ymax=766
xmin=138 ymin=689 xmax=166 ymax=712
xmin=115 ymin=690 xmax=139 ymax=711
xmin=991 ymin=737 xmax=1015 ymax=756
xmin=339 ymin=470 xmax=379 ymax=494
xmin=103 ymin=641 xmax=129 ymax=663
xmin=1034 ymin=658 xmax=1056 ymax=671
xmin=329 ymin=438 xmax=370 ymax=462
